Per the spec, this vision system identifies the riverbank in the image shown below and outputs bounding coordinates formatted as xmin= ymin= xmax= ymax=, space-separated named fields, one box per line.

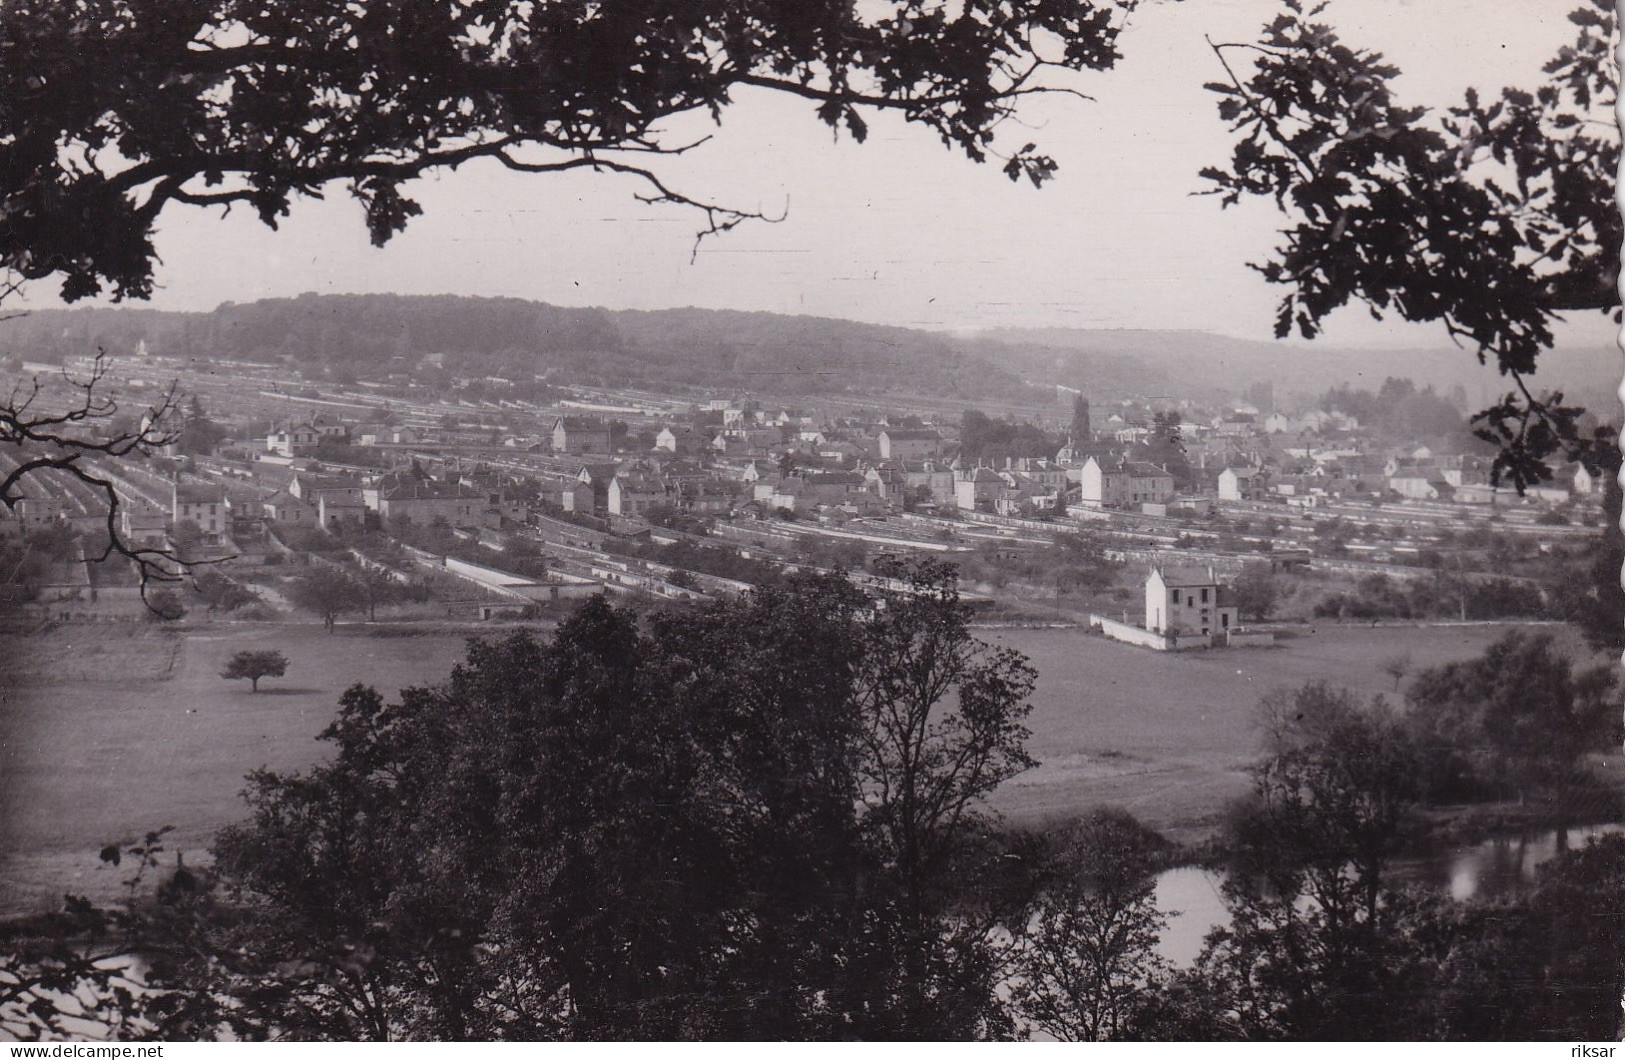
xmin=0 ymin=617 xmax=1606 ymax=915
xmin=982 ymin=621 xmax=1598 ymax=844
xmin=1153 ymin=820 xmax=1625 ymax=966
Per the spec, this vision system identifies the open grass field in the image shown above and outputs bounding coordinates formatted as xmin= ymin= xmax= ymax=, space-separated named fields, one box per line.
xmin=0 ymin=615 xmax=1594 ymax=912
xmin=982 ymin=621 xmax=1598 ymax=842
xmin=0 ymin=621 xmax=482 ymax=912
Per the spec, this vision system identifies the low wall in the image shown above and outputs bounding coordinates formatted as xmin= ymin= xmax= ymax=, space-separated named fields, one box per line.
xmin=1226 ymin=629 xmax=1277 ymax=648
xmin=443 ymin=555 xmax=553 ymax=602
xmin=547 ymin=580 xmax=605 ymax=601
xmin=956 ymin=509 xmax=1075 ymax=534
xmin=1091 ymin=614 xmax=1173 ymax=651
xmin=586 ymin=562 xmax=706 ymax=602
xmin=532 ymin=511 xmax=610 ymax=547
xmin=348 ymin=550 xmax=412 ymax=583
xmin=1090 ymin=614 xmax=1219 ymax=652
xmin=19 ymin=584 xmax=155 ymax=622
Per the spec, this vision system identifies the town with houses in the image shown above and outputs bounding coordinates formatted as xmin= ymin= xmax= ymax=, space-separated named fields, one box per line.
xmin=0 ymin=335 xmax=1605 ymax=650
xmin=1 ymin=310 xmax=1621 ymax=1046
xmin=3 ymin=0 xmax=1622 ymax=1038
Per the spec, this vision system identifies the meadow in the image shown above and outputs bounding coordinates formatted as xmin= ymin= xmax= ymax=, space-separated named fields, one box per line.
xmin=0 ymin=622 xmax=478 ymax=911
xmin=0 ymin=615 xmax=1588 ymax=911
xmin=983 ymin=622 xmax=1593 ymax=840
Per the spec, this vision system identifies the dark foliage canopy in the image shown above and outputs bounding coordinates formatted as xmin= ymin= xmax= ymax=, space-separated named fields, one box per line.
xmin=1320 ymin=378 xmax=1476 ymax=445
xmin=1011 ymin=808 xmax=1171 ymax=1041
xmin=1559 ymin=467 xmax=1625 ymax=654
xmin=959 ymin=409 xmax=1062 ymax=464
xmin=1152 ymin=679 xmax=1624 ymax=1042
xmin=1204 ymin=0 xmax=1620 ymax=488
xmin=1 ymin=0 xmax=1136 ymax=303
xmin=0 ymin=296 xmax=1037 ymax=400
xmin=1404 ymin=629 xmax=1619 ymax=802
xmin=286 ymin=570 xmax=366 ymax=631
xmin=220 ymin=648 xmax=289 ymax=691
xmin=8 ymin=597 xmax=1622 ymax=1041
xmin=135 ymin=564 xmax=1041 ymax=1040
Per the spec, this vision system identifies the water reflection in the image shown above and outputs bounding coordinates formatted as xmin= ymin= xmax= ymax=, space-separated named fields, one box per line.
xmin=1401 ymin=822 xmax=1623 ymax=901
xmin=1153 ymin=866 xmax=1228 ymax=967
xmin=1152 ymin=823 xmax=1623 ymax=966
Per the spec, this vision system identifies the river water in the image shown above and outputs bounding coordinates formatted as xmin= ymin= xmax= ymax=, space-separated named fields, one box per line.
xmin=1152 ymin=823 xmax=1624 ymax=966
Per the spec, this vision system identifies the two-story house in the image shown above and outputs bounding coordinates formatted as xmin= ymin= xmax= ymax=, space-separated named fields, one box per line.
xmin=877 ymin=428 xmax=943 ymax=461
xmin=173 ymin=482 xmax=228 ymax=543
xmin=551 ymin=416 xmax=614 ymax=454
xmin=1145 ymin=566 xmax=1238 ymax=641
xmin=608 ymin=472 xmax=672 ymax=518
xmin=266 ymin=421 xmax=320 ymax=458
xmin=1078 ymin=457 xmax=1175 ymax=509
xmin=1217 ymin=465 xmax=1267 ymax=501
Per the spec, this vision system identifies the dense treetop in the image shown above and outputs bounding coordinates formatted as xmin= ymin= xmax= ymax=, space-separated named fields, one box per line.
xmin=0 ymin=0 xmax=1136 ymax=304
xmin=1203 ymin=0 xmax=1619 ymax=486
xmin=5 ymin=583 xmax=1620 ymax=1041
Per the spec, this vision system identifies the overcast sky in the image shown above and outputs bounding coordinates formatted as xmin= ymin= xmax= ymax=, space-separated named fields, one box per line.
xmin=44 ymin=0 xmax=1616 ymax=352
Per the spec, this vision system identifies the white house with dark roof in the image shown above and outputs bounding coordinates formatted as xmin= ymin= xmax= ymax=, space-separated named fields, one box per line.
xmin=551 ymin=416 xmax=613 ymax=454
xmin=1078 ymin=457 xmax=1175 ymax=509
xmin=877 ymin=428 xmax=942 ymax=461
xmin=655 ymin=424 xmax=700 ymax=455
xmin=375 ymin=480 xmax=483 ymax=528
xmin=1145 ymin=566 xmax=1238 ymax=640
xmin=608 ymin=471 xmax=671 ymax=518
xmin=308 ymin=413 xmax=350 ymax=441
xmin=1387 ymin=473 xmax=1448 ymax=501
xmin=954 ymin=466 xmax=1004 ymax=511
xmin=289 ymin=472 xmax=363 ymax=505
xmin=863 ymin=463 xmax=904 ymax=502
xmin=119 ymin=503 xmax=169 ymax=549
xmin=1440 ymin=455 xmax=1491 ymax=489
xmin=266 ymin=421 xmax=320 ymax=457
xmin=262 ymin=490 xmax=317 ymax=526
xmin=318 ymin=492 xmax=368 ymax=529
xmin=172 ymin=481 xmax=228 ymax=542
xmin=768 ymin=470 xmax=867 ymax=512
xmin=1568 ymin=463 xmax=1601 ymax=496
xmin=1218 ymin=465 xmax=1266 ymax=501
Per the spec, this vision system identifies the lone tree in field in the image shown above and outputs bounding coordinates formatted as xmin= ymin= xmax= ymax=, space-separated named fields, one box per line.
xmin=220 ymin=649 xmax=289 ymax=693
xmin=1380 ymin=652 xmax=1413 ymax=692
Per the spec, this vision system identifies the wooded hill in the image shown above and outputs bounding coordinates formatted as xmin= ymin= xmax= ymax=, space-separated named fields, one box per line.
xmin=0 ymin=295 xmax=1032 ymax=403
xmin=0 ymin=294 xmax=1614 ymax=412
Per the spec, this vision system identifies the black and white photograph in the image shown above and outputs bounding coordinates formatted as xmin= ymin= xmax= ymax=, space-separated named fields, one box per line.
xmin=0 ymin=0 xmax=1620 ymax=1043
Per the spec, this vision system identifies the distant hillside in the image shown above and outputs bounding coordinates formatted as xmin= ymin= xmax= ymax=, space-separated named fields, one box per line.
xmin=603 ymin=306 xmax=1019 ymax=400
xmin=979 ymin=325 xmax=1620 ymax=414
xmin=0 ymin=294 xmax=1613 ymax=416
xmin=0 ymin=294 xmax=1034 ymax=403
